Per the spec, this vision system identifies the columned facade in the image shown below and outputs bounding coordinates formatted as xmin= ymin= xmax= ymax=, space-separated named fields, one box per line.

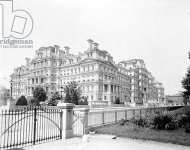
xmin=10 ymin=40 xmax=164 ymax=106
xmin=10 ymin=40 xmax=131 ymax=105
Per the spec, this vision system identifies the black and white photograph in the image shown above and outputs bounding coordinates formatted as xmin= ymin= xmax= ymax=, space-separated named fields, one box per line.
xmin=0 ymin=0 xmax=190 ymax=150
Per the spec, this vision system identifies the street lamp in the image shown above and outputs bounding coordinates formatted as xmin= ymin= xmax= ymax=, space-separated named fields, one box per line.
xmin=60 ymin=86 xmax=64 ymax=101
xmin=10 ymin=79 xmax=13 ymax=100
xmin=18 ymin=67 xmax=21 ymax=97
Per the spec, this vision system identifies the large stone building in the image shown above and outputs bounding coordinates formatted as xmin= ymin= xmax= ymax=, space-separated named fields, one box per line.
xmin=10 ymin=39 xmax=164 ymax=106
xmin=154 ymin=82 xmax=165 ymax=105
xmin=118 ymin=59 xmax=165 ymax=106
xmin=10 ymin=40 xmax=131 ymax=105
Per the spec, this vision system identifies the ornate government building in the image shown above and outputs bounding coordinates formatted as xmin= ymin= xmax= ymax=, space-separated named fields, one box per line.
xmin=119 ymin=59 xmax=165 ymax=106
xmin=10 ymin=39 xmax=164 ymax=106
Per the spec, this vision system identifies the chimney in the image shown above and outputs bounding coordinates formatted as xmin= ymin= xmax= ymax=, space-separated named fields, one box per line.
xmin=54 ymin=45 xmax=60 ymax=51
xmin=64 ymin=46 xmax=70 ymax=54
xmin=93 ymin=42 xmax=99 ymax=50
xmin=25 ymin=57 xmax=30 ymax=65
xmin=87 ymin=39 xmax=94 ymax=50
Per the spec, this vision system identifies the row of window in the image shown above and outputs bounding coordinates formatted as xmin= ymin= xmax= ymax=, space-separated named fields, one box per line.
xmin=32 ymin=69 xmax=49 ymax=76
xmin=31 ymin=78 xmax=45 ymax=84
xmin=61 ymin=64 xmax=96 ymax=75
xmin=32 ymin=59 xmax=49 ymax=68
xmin=60 ymin=79 xmax=95 ymax=85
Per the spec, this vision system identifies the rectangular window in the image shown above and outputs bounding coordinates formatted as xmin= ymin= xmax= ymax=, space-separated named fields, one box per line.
xmin=111 ymin=85 xmax=113 ymax=93
xmin=104 ymin=84 xmax=108 ymax=92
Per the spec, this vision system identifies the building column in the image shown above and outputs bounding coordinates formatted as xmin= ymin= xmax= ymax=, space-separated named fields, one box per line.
xmin=109 ymin=84 xmax=112 ymax=93
xmin=107 ymin=84 xmax=110 ymax=93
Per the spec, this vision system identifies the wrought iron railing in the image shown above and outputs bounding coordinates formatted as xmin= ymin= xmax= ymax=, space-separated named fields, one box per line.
xmin=0 ymin=106 xmax=62 ymax=149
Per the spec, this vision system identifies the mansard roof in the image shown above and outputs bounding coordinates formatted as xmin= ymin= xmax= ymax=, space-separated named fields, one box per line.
xmin=119 ymin=59 xmax=145 ymax=64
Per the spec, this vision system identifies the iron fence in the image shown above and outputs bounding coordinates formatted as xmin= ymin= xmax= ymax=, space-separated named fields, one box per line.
xmin=87 ymin=107 xmax=175 ymax=128
xmin=0 ymin=106 xmax=62 ymax=149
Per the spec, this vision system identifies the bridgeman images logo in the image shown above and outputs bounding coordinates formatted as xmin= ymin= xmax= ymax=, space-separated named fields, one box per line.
xmin=0 ymin=0 xmax=33 ymax=48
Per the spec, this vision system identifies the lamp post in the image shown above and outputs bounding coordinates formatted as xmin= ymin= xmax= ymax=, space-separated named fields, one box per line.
xmin=10 ymin=79 xmax=13 ymax=100
xmin=61 ymin=86 xmax=64 ymax=101
xmin=18 ymin=67 xmax=21 ymax=97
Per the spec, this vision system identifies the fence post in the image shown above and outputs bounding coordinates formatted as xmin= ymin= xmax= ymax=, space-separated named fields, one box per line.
xmin=125 ymin=110 xmax=127 ymax=120
xmin=58 ymin=103 xmax=74 ymax=139
xmin=133 ymin=109 xmax=135 ymax=120
xmin=33 ymin=107 xmax=37 ymax=145
xmin=102 ymin=112 xmax=105 ymax=124
xmin=59 ymin=111 xmax=63 ymax=139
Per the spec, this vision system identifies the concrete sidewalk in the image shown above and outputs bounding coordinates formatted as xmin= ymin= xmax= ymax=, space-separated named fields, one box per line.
xmin=25 ymin=134 xmax=190 ymax=150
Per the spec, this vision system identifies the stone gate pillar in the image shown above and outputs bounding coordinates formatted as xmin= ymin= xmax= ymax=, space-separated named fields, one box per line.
xmin=58 ymin=103 xmax=74 ymax=139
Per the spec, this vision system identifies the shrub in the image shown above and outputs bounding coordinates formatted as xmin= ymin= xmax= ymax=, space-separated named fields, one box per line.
xmin=78 ymin=96 xmax=88 ymax=105
xmin=78 ymin=99 xmax=88 ymax=105
xmin=119 ymin=119 xmax=128 ymax=126
xmin=32 ymin=87 xmax=47 ymax=105
xmin=64 ymin=81 xmax=81 ymax=105
xmin=178 ymin=111 xmax=190 ymax=128
xmin=48 ymin=92 xmax=61 ymax=106
xmin=185 ymin=111 xmax=190 ymax=123
xmin=152 ymin=114 xmax=173 ymax=130
xmin=16 ymin=96 xmax=28 ymax=106
xmin=178 ymin=114 xmax=188 ymax=128
xmin=185 ymin=124 xmax=190 ymax=133
xmin=131 ymin=118 xmax=148 ymax=127
xmin=165 ymin=121 xmax=178 ymax=130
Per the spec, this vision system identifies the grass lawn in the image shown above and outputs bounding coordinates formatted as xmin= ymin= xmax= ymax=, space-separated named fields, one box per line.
xmin=94 ymin=122 xmax=190 ymax=146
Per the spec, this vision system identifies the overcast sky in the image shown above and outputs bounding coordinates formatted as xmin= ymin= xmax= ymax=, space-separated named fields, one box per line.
xmin=0 ymin=0 xmax=190 ymax=95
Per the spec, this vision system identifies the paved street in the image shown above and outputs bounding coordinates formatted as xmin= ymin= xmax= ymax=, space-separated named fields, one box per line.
xmin=25 ymin=134 xmax=190 ymax=150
